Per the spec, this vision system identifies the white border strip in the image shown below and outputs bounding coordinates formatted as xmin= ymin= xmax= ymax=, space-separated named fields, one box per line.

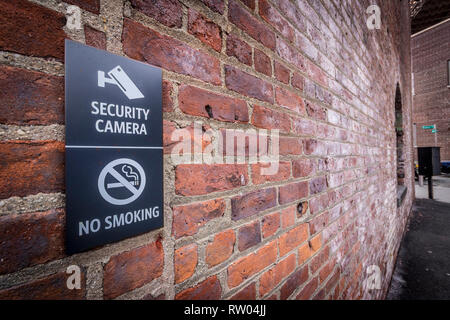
xmin=412 ymin=18 xmax=450 ymax=38
xmin=66 ymin=145 xmax=163 ymax=149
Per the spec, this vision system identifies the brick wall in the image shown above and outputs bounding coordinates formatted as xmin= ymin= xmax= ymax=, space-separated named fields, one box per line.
xmin=0 ymin=0 xmax=413 ymax=300
xmin=412 ymin=19 xmax=450 ymax=161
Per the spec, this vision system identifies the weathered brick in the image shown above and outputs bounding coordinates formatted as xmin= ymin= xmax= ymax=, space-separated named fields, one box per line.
xmin=251 ymin=162 xmax=291 ymax=185
xmin=0 ymin=271 xmax=85 ymax=300
xmin=84 ymin=26 xmax=106 ymax=50
xmin=298 ymin=233 xmax=322 ymax=265
xmin=279 ymin=137 xmax=303 ymax=155
xmin=292 ymin=159 xmax=315 ymax=178
xmin=162 ymin=80 xmax=174 ymax=113
xmin=175 ymin=275 xmax=222 ymax=300
xmin=238 ymin=221 xmax=262 ymax=251
xmin=259 ymin=0 xmax=294 ymax=42
xmin=174 ymin=243 xmax=198 ymax=284
xmin=291 ymin=117 xmax=316 ymax=136
xmin=103 ymin=241 xmax=164 ymax=299
xmin=231 ymin=188 xmax=277 ymax=221
xmin=228 ymin=0 xmax=275 ymax=50
xmin=280 ymin=266 xmax=308 ymax=299
xmin=251 ymin=105 xmax=291 ymax=132
xmin=206 ymin=229 xmax=236 ymax=267
xmin=227 ymin=240 xmax=277 ymax=288
xmin=0 ymin=141 xmax=64 ymax=199
xmin=275 ymin=61 xmax=290 ymax=84
xmin=178 ymin=85 xmax=248 ymax=123
xmin=309 ymin=176 xmax=327 ymax=195
xmin=276 ymin=37 xmax=305 ymax=72
xmin=281 ymin=206 xmax=296 ymax=228
xmin=254 ymin=49 xmax=271 ymax=76
xmin=66 ymin=0 xmax=100 ymax=14
xmin=175 ymin=164 xmax=248 ymax=196
xmin=0 ymin=0 xmax=66 ymax=59
xmin=188 ymin=8 xmax=222 ymax=52
xmin=279 ymin=181 xmax=309 ymax=205
xmin=305 ymin=100 xmax=327 ymax=121
xmin=259 ymin=254 xmax=296 ymax=296
xmin=230 ymin=282 xmax=256 ymax=300
xmin=310 ymin=245 xmax=330 ymax=275
xmin=276 ymin=87 xmax=305 ymax=114
xmin=172 ymin=199 xmax=226 ymax=239
xmin=200 ymin=0 xmax=225 ymax=14
xmin=0 ymin=65 xmax=64 ymax=125
xmin=123 ymin=19 xmax=221 ymax=85
xmin=278 ymin=223 xmax=309 ymax=256
xmin=226 ymin=33 xmax=252 ymax=65
xmin=292 ymin=72 xmax=305 ymax=91
xmin=0 ymin=209 xmax=64 ymax=275
xmin=261 ymin=212 xmax=280 ymax=238
xmin=130 ymin=0 xmax=182 ymax=28
xmin=225 ymin=65 xmax=273 ymax=103
xmin=241 ymin=0 xmax=256 ymax=10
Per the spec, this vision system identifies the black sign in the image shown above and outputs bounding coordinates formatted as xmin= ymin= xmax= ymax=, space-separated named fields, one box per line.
xmin=65 ymin=40 xmax=163 ymax=254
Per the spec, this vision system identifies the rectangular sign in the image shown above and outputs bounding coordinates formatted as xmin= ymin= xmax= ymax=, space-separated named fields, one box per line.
xmin=422 ymin=125 xmax=435 ymax=130
xmin=65 ymin=40 xmax=163 ymax=254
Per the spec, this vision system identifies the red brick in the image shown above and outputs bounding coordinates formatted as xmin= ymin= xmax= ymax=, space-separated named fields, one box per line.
xmin=225 ymin=65 xmax=273 ymax=103
xmin=175 ymin=164 xmax=248 ymax=196
xmin=103 ymin=241 xmax=164 ymax=299
xmin=306 ymin=60 xmax=328 ymax=86
xmin=163 ymin=120 xmax=212 ymax=155
xmin=309 ymin=176 xmax=327 ymax=195
xmin=0 ymin=65 xmax=64 ymax=125
xmin=206 ymin=229 xmax=236 ymax=267
xmin=0 ymin=141 xmax=64 ymax=199
xmin=278 ymin=223 xmax=309 ymax=256
xmin=310 ymin=246 xmax=330 ymax=275
xmin=292 ymin=72 xmax=305 ymax=91
xmin=230 ymin=282 xmax=256 ymax=300
xmin=175 ymin=275 xmax=222 ymax=300
xmin=123 ymin=19 xmax=221 ymax=85
xmin=259 ymin=0 xmax=294 ymax=42
xmin=291 ymin=117 xmax=316 ymax=136
xmin=303 ymin=139 xmax=327 ymax=156
xmin=172 ymin=199 xmax=226 ymax=239
xmin=259 ymin=254 xmax=296 ymax=296
xmin=66 ymin=0 xmax=100 ymax=14
xmin=130 ymin=0 xmax=182 ymax=28
xmin=292 ymin=159 xmax=315 ymax=178
xmin=254 ymin=49 xmax=272 ymax=76
xmin=281 ymin=206 xmax=296 ymax=228
xmin=298 ymin=233 xmax=322 ymax=265
xmin=228 ymin=0 xmax=275 ymax=50
xmin=162 ymin=80 xmax=174 ymax=112
xmin=305 ymin=100 xmax=327 ymax=121
xmin=188 ymin=8 xmax=222 ymax=52
xmin=251 ymin=162 xmax=291 ymax=185
xmin=241 ymin=0 xmax=256 ymax=10
xmin=308 ymin=211 xmax=329 ymax=234
xmin=226 ymin=34 xmax=252 ymax=65
xmin=0 ymin=271 xmax=85 ymax=300
xmin=84 ymin=26 xmax=106 ymax=50
xmin=0 ymin=0 xmax=66 ymax=59
xmin=238 ymin=221 xmax=262 ymax=251
xmin=279 ymin=137 xmax=303 ymax=155
xmin=0 ymin=209 xmax=64 ymax=275
xmin=143 ymin=293 xmax=165 ymax=300
xmin=319 ymin=259 xmax=335 ymax=284
xmin=251 ymin=105 xmax=291 ymax=132
xmin=231 ymin=188 xmax=277 ymax=221
xmin=279 ymin=181 xmax=309 ymax=205
xmin=276 ymin=37 xmax=305 ymax=72
xmin=295 ymin=277 xmax=319 ymax=300
xmin=174 ymin=243 xmax=198 ymax=284
xmin=275 ymin=61 xmax=290 ymax=84
xmin=262 ymin=212 xmax=280 ymax=238
xmin=276 ymin=87 xmax=305 ymax=114
xmin=178 ymin=85 xmax=248 ymax=123
xmin=280 ymin=266 xmax=308 ymax=299
xmin=227 ymin=240 xmax=277 ymax=288
xmin=200 ymin=0 xmax=225 ymax=14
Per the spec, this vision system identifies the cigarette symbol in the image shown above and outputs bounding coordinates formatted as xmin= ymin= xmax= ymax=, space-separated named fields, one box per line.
xmin=98 ymin=65 xmax=144 ymax=100
xmin=107 ymin=165 xmax=140 ymax=189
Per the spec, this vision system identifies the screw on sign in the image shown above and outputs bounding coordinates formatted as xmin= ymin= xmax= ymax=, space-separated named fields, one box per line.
xmin=98 ymin=158 xmax=146 ymax=205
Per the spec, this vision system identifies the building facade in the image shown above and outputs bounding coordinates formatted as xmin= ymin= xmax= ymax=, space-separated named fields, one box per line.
xmin=0 ymin=0 xmax=413 ymax=300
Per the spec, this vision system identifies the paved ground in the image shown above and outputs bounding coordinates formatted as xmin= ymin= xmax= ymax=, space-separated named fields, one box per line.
xmin=387 ymin=177 xmax=450 ymax=299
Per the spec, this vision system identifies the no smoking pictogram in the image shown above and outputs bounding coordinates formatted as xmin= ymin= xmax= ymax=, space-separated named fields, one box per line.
xmin=98 ymin=158 xmax=146 ymax=205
